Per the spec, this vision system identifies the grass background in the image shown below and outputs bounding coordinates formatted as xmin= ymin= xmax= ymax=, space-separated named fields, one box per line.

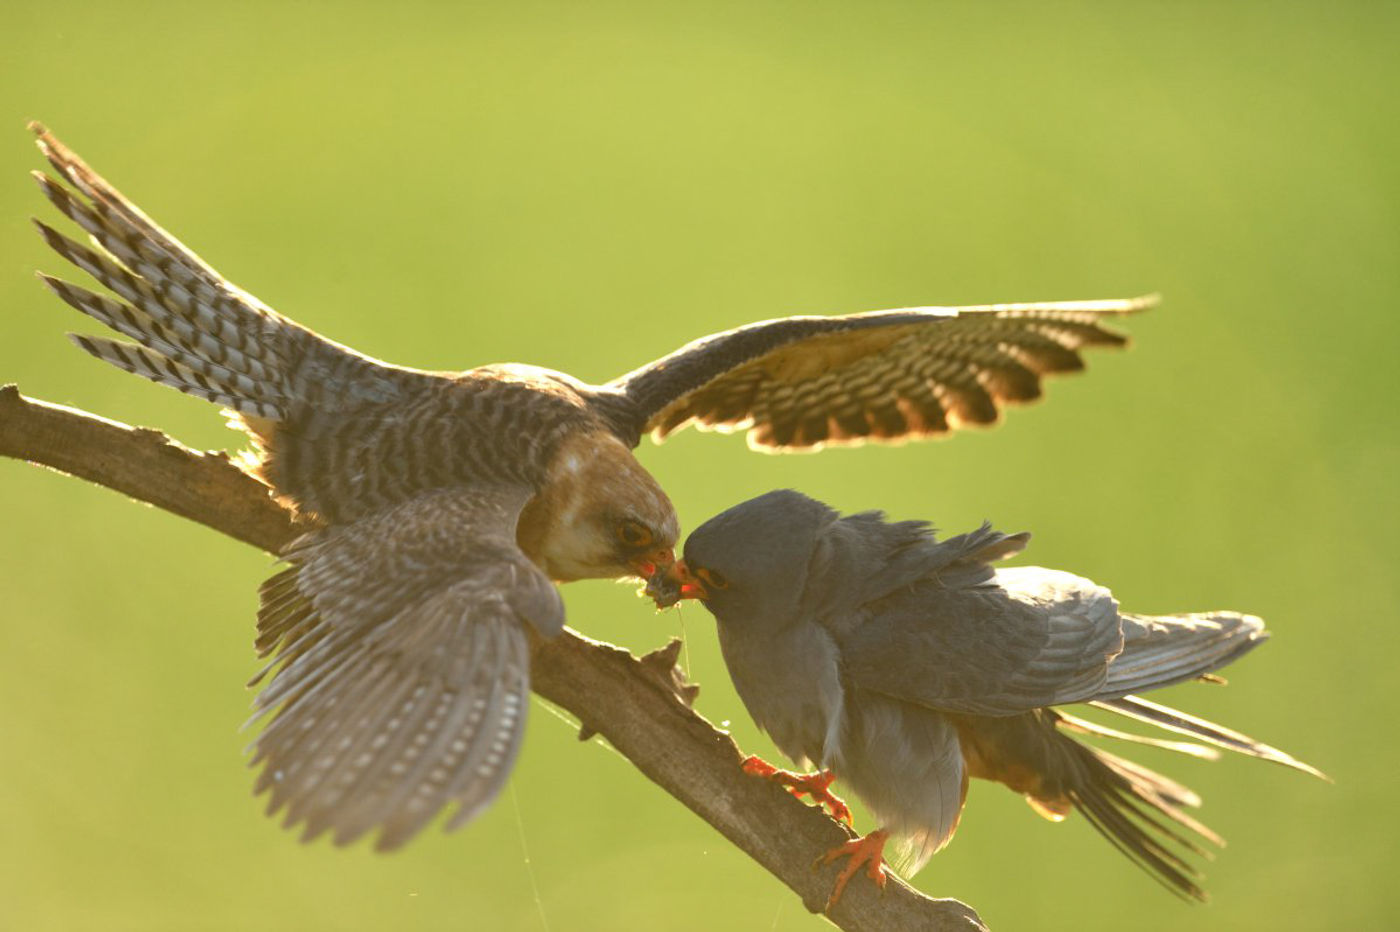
xmin=1 ymin=2 xmax=1395 ymax=929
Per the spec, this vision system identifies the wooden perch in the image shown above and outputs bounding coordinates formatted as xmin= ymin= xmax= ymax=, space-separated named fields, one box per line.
xmin=0 ymin=384 xmax=986 ymax=932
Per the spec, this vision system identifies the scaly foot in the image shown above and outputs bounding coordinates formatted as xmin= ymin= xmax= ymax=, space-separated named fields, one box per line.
xmin=740 ymin=755 xmax=853 ymax=824
xmin=819 ymin=829 xmax=890 ymax=909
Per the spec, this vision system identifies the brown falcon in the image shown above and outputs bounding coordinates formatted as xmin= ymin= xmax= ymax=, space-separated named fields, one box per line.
xmin=26 ymin=122 xmax=1155 ymax=851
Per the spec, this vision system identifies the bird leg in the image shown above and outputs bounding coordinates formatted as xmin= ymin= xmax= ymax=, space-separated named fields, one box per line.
xmin=819 ymin=828 xmax=891 ymax=909
xmin=740 ymin=755 xmax=853 ymax=825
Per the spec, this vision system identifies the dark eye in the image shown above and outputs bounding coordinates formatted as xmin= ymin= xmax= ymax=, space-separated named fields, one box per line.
xmin=617 ymin=520 xmax=653 ymax=547
xmin=697 ymin=567 xmax=729 ymax=590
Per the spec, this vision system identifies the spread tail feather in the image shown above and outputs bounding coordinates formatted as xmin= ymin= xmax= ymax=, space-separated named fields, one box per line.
xmin=1055 ymin=725 xmax=1221 ymax=902
xmin=956 ymin=710 xmax=1223 ymax=899
xmin=1091 ymin=695 xmax=1329 ymax=781
xmin=1056 ymin=711 xmax=1221 ymax=761
xmin=1101 ymin=611 xmax=1268 ymax=698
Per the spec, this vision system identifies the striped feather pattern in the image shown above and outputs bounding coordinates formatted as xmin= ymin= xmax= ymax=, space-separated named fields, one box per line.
xmin=29 ymin=131 xmax=321 ymax=418
xmin=43 ymin=273 xmax=283 ymax=408
xmin=30 ymin=126 xmax=599 ymax=522
xmin=627 ymin=296 xmax=1155 ymax=451
xmin=69 ymin=332 xmax=281 ymax=418
xmin=247 ymin=487 xmax=563 ymax=850
xmin=251 ymin=585 xmax=531 ymax=850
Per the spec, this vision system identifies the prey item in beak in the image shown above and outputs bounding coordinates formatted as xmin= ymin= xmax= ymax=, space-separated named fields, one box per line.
xmin=644 ymin=559 xmax=707 ymax=608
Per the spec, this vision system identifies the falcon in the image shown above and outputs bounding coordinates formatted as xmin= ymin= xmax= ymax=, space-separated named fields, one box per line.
xmin=649 ymin=490 xmax=1325 ymax=906
xmin=26 ymin=122 xmax=1154 ymax=851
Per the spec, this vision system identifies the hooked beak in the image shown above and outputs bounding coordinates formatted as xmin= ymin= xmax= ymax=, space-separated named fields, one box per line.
xmin=629 ymin=546 xmax=676 ymax=580
xmin=644 ymin=558 xmax=707 ymax=608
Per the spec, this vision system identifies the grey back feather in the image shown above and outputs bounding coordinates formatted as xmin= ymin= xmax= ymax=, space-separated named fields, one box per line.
xmin=800 ymin=516 xmax=1029 ymax=621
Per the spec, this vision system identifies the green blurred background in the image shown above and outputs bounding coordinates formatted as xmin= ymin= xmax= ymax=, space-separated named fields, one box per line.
xmin=1 ymin=2 xmax=1395 ymax=929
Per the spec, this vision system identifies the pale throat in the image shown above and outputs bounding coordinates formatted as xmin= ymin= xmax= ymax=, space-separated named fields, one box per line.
xmin=516 ymin=430 xmax=678 ymax=582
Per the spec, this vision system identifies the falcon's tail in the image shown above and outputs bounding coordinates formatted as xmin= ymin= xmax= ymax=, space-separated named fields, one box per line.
xmin=1043 ymin=694 xmax=1326 ymax=899
xmin=1091 ymin=695 xmax=1328 ymax=780
xmin=956 ymin=710 xmax=1219 ymax=901
xmin=29 ymin=123 xmax=364 ymax=424
xmin=1082 ymin=609 xmax=1325 ymax=779
xmin=1051 ymin=724 xmax=1221 ymax=903
xmin=1101 ymin=611 xmax=1267 ymax=697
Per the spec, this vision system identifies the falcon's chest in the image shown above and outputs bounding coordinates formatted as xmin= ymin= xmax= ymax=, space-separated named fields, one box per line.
xmin=716 ymin=618 xmax=846 ymax=770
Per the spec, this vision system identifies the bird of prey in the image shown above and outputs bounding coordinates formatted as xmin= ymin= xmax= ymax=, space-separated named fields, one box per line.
xmin=649 ymin=490 xmax=1324 ymax=906
xmin=27 ymin=121 xmax=1154 ymax=851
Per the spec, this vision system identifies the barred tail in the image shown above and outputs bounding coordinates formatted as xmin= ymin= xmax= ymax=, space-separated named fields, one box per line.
xmin=29 ymin=123 xmax=349 ymax=421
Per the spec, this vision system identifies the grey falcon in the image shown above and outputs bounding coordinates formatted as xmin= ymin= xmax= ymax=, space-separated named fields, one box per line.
xmin=651 ymin=489 xmax=1325 ymax=906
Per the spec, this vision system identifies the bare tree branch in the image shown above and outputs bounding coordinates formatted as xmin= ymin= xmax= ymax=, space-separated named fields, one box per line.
xmin=0 ymin=384 xmax=986 ymax=932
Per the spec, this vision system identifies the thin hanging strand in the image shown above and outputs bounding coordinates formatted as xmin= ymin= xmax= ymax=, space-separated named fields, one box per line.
xmin=510 ymin=784 xmax=552 ymax=932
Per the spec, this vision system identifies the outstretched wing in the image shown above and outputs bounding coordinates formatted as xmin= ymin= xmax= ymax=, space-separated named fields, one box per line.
xmin=248 ymin=486 xmax=564 ymax=851
xmin=28 ymin=125 xmax=517 ymax=523
xmin=28 ymin=123 xmax=415 ymax=427
xmin=612 ymin=296 xmax=1154 ymax=451
xmin=29 ymin=124 xmax=348 ymax=418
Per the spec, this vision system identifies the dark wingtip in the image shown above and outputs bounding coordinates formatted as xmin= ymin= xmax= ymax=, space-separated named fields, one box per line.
xmin=66 ymin=332 xmax=101 ymax=358
xmin=30 ymin=215 xmax=58 ymax=241
xmin=30 ymin=217 xmax=69 ymax=253
xmin=33 ymin=270 xmax=64 ymax=295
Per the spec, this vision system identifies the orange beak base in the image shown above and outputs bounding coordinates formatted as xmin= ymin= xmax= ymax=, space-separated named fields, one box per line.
xmin=644 ymin=558 xmax=707 ymax=607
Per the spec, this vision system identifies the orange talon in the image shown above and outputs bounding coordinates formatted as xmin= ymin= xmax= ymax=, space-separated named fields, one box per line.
xmin=739 ymin=755 xmax=853 ymax=825
xmin=820 ymin=829 xmax=890 ymax=910
xmin=740 ymin=755 xmax=778 ymax=777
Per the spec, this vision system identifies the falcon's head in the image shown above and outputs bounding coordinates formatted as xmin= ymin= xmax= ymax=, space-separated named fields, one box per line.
xmin=647 ymin=489 xmax=835 ymax=626
xmin=518 ymin=430 xmax=679 ymax=582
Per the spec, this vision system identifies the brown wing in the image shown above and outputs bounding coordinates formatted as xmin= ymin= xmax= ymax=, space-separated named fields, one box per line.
xmin=248 ymin=485 xmax=563 ymax=851
xmin=612 ymin=297 xmax=1155 ymax=451
xmin=28 ymin=122 xmax=349 ymax=422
